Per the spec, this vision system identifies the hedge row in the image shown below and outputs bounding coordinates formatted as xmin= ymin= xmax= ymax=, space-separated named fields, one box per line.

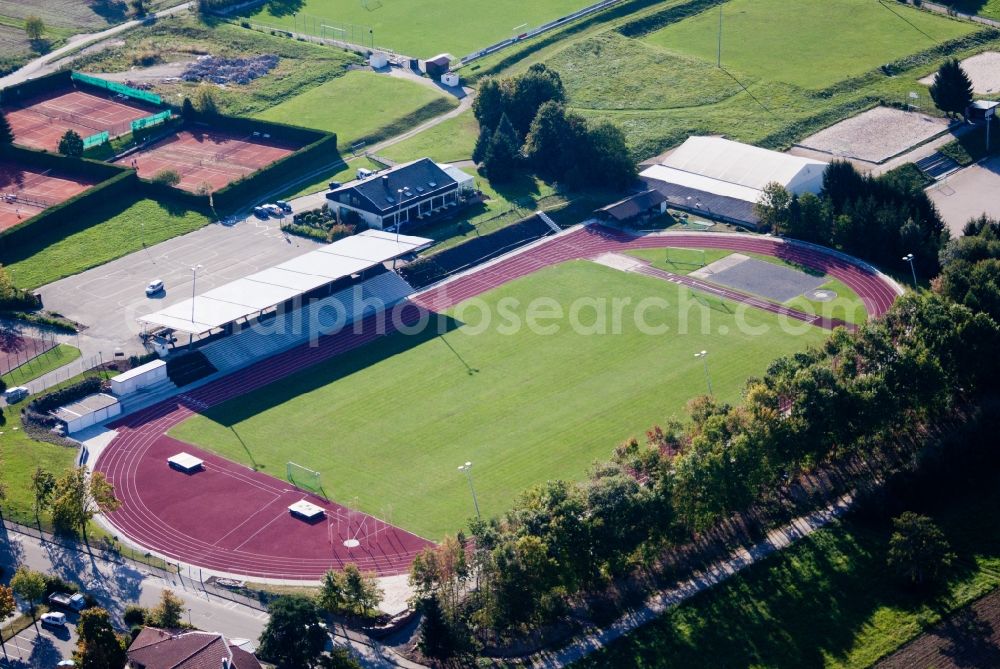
xmin=0 ymin=70 xmax=73 ymax=106
xmin=0 ymin=169 xmax=138 ymax=252
xmin=212 ymin=130 xmax=338 ymax=212
xmin=1 ymin=144 xmax=125 ymax=183
xmin=617 ymin=0 xmax=726 ymax=38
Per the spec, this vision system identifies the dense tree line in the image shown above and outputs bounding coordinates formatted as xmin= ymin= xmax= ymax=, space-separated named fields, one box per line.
xmin=755 ymin=161 xmax=947 ymax=278
xmin=409 ymin=212 xmax=1000 ymax=657
xmin=472 ymin=64 xmax=635 ymax=189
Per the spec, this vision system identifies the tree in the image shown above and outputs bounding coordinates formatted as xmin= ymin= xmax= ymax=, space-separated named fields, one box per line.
xmin=0 ymin=584 xmax=15 ymax=662
xmin=887 ymin=512 xmax=956 ymax=587
xmin=31 ymin=467 xmax=56 ymax=523
xmin=316 ymin=649 xmax=362 ymax=669
xmin=342 ymin=564 xmax=382 ymax=617
xmin=150 ymin=589 xmax=184 ymax=628
xmin=508 ymin=63 xmax=565 ymax=136
xmin=74 ymin=607 xmax=127 ymax=669
xmin=58 ymin=130 xmax=84 ymax=158
xmin=929 ymin=58 xmax=974 ymax=119
xmin=10 ymin=567 xmax=46 ymax=634
xmin=317 ymin=569 xmax=347 ymax=615
xmin=0 ymin=110 xmax=14 ymax=145
xmin=51 ymin=466 xmax=121 ymax=541
xmin=181 ymin=97 xmax=195 ymax=119
xmin=129 ymin=0 xmax=147 ymax=16
xmin=151 ymin=169 xmax=181 ymax=186
xmin=754 ymin=182 xmax=793 ymax=234
xmin=257 ymin=595 xmax=328 ymax=669
xmin=417 ymin=594 xmax=456 ymax=662
xmin=193 ymin=84 xmax=218 ymax=116
xmin=481 ymin=113 xmax=520 ymax=183
xmin=566 ymin=121 xmax=635 ymax=190
xmin=24 ymin=16 xmax=44 ymax=41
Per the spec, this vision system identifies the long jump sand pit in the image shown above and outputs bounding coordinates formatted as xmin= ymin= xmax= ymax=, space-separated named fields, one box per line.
xmin=797 ymin=106 xmax=951 ymax=163
xmin=117 ymin=127 xmax=301 ymax=193
xmin=920 ymin=51 xmax=1000 ymax=96
xmin=0 ymin=159 xmax=98 ymax=231
xmin=2 ymin=87 xmax=159 ymax=151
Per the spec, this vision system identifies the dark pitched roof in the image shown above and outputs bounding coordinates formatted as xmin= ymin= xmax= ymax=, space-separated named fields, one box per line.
xmin=329 ymin=158 xmax=457 ymax=215
xmin=127 ymin=627 xmax=263 ymax=669
xmin=596 ymin=189 xmax=667 ymax=221
xmin=642 ymin=176 xmax=760 ymax=227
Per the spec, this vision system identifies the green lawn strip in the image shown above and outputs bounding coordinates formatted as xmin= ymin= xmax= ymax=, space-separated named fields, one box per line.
xmin=1 ymin=344 xmax=81 ymax=387
xmin=624 ymin=247 xmax=868 ymax=325
xmin=577 ymin=477 xmax=1000 ymax=669
xmin=644 ymin=0 xmax=973 ymax=90
xmin=255 ymin=70 xmax=458 ymax=148
xmin=1 ymin=197 xmax=211 ymax=290
xmin=0 ymin=423 xmax=77 ymax=526
xmin=380 ymin=110 xmax=480 ymax=165
xmin=71 ymin=15 xmax=361 ymax=117
xmin=169 ymin=261 xmax=826 ymax=539
xmin=242 ymin=0 xmax=596 ymax=59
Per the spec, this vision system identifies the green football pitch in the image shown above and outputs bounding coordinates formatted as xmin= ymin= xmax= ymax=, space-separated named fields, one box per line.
xmin=169 ymin=261 xmax=828 ymax=539
xmin=643 ymin=0 xmax=974 ymax=89
xmin=242 ymin=0 xmax=595 ymax=58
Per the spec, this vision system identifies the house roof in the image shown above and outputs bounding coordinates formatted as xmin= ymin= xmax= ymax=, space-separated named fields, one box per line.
xmin=328 ymin=158 xmax=459 ymax=216
xmin=596 ymin=189 xmax=667 ymax=221
xmin=642 ymin=176 xmax=760 ymax=226
xmin=660 ymin=136 xmax=826 ymax=192
xmin=127 ymin=628 xmax=263 ymax=669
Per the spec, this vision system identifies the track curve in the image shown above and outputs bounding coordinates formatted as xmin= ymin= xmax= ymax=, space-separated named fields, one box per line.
xmin=95 ymin=225 xmax=901 ymax=581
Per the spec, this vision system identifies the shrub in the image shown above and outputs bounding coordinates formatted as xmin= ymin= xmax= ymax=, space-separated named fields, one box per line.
xmin=151 ymin=169 xmax=181 ymax=186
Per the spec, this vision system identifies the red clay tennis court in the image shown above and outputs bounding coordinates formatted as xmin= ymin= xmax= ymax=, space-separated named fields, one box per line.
xmin=0 ymin=159 xmax=98 ymax=231
xmin=116 ymin=128 xmax=300 ymax=193
xmin=2 ymin=87 xmax=158 ymax=151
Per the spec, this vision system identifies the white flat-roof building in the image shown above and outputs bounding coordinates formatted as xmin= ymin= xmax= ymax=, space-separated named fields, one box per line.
xmin=640 ymin=136 xmax=828 ymax=227
xmin=53 ymin=393 xmax=121 ymax=434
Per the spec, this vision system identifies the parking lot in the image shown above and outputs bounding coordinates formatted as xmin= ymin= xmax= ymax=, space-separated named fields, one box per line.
xmin=927 ymin=156 xmax=1000 ymax=236
xmin=0 ymin=612 xmax=78 ymax=666
xmin=38 ymin=215 xmax=324 ymax=356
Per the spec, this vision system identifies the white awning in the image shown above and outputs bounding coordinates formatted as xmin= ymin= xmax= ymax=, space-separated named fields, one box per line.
xmin=138 ymin=230 xmax=432 ymax=335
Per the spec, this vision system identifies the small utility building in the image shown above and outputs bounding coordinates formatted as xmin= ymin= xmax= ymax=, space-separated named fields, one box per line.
xmin=53 ymin=393 xmax=121 ymax=434
xmin=640 ymin=136 xmax=828 ymax=228
xmin=326 ymin=158 xmax=474 ymax=231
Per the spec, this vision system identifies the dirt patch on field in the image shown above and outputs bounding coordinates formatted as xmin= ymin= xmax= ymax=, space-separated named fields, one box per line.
xmin=920 ymin=51 xmax=1000 ymax=96
xmin=797 ymin=106 xmax=951 ymax=164
xmin=877 ymin=587 xmax=1000 ymax=668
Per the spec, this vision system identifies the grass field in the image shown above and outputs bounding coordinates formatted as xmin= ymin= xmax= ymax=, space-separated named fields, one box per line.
xmin=1 ymin=344 xmax=81 ymax=387
xmin=577 ymin=473 xmax=1000 ymax=669
xmin=242 ymin=0 xmax=595 ymax=58
xmin=380 ymin=110 xmax=480 ymax=164
xmin=626 ymin=247 xmax=868 ymax=325
xmin=0 ymin=419 xmax=78 ymax=522
xmin=645 ymin=0 xmax=973 ymax=89
xmin=72 ymin=15 xmax=361 ymax=117
xmin=169 ymin=261 xmax=828 ymax=538
xmin=255 ymin=70 xmax=458 ymax=148
xmin=475 ymin=0 xmax=995 ymax=158
xmin=1 ymin=197 xmax=211 ymax=290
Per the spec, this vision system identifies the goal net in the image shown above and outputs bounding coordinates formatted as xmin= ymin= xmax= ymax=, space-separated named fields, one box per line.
xmin=286 ymin=461 xmax=323 ymax=495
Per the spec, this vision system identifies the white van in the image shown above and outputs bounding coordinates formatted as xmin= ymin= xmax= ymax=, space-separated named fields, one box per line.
xmin=4 ymin=386 xmax=28 ymax=403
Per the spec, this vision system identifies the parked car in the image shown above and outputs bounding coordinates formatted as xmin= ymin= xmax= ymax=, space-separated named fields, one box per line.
xmin=252 ymin=206 xmax=269 ymax=219
xmin=4 ymin=386 xmax=29 ymax=403
xmin=275 ymin=200 xmax=292 ymax=213
xmin=56 ymin=661 xmax=76 ymax=667
xmin=328 ymin=181 xmax=342 ymax=190
xmin=262 ymin=204 xmax=283 ymax=217
xmin=145 ymin=279 xmax=164 ymax=296
xmin=40 ymin=612 xmax=67 ymax=627
xmin=48 ymin=592 xmax=87 ymax=611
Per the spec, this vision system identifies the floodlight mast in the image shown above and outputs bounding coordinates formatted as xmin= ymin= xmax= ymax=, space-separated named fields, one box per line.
xmin=458 ymin=461 xmax=481 ymax=520
xmin=902 ymin=253 xmax=917 ymax=288
xmin=695 ymin=350 xmax=713 ymax=395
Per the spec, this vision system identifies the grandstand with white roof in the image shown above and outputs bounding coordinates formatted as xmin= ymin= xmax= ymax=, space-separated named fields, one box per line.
xmin=138 ymin=230 xmax=431 ymax=376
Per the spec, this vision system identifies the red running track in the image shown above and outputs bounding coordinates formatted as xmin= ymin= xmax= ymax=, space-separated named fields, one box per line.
xmin=94 ymin=225 xmax=900 ymax=580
